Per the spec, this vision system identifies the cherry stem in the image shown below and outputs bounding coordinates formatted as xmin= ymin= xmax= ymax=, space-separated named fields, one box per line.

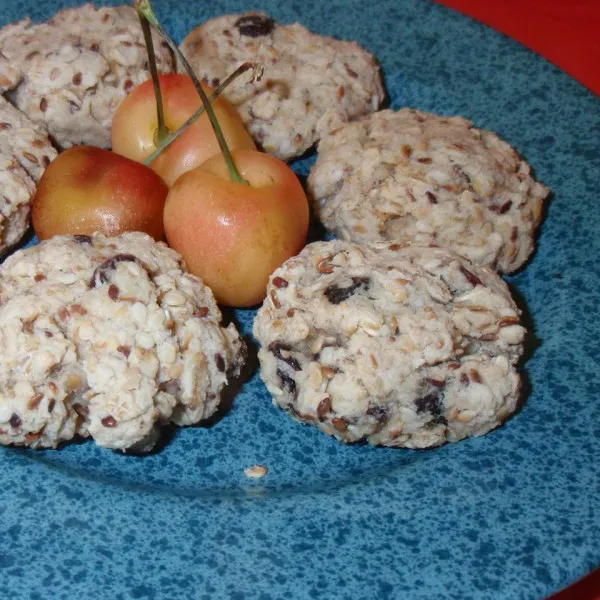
xmin=135 ymin=0 xmax=247 ymax=185
xmin=136 ymin=8 xmax=169 ymax=146
xmin=144 ymin=62 xmax=262 ymax=167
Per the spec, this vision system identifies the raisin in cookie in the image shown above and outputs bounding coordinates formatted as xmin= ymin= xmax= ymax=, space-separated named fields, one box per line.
xmin=253 ymin=240 xmax=526 ymax=448
xmin=0 ymin=4 xmax=174 ymax=149
xmin=308 ymin=109 xmax=549 ymax=273
xmin=0 ymin=232 xmax=245 ymax=451
xmin=0 ymin=95 xmax=57 ymax=255
xmin=180 ymin=13 xmax=384 ymax=160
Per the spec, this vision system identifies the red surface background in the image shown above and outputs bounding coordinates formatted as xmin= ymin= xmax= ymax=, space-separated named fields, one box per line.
xmin=431 ymin=1 xmax=600 ymax=596
xmin=434 ymin=0 xmax=600 ymax=95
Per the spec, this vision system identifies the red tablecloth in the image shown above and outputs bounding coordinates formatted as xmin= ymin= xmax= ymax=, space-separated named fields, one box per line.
xmin=435 ymin=0 xmax=600 ymax=95
xmin=434 ymin=2 xmax=600 ymax=599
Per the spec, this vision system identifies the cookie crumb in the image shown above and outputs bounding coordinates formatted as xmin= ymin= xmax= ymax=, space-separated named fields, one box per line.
xmin=244 ymin=464 xmax=268 ymax=479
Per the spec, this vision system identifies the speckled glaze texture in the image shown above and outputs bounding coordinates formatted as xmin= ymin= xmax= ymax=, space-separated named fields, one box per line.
xmin=0 ymin=1 xmax=598 ymax=599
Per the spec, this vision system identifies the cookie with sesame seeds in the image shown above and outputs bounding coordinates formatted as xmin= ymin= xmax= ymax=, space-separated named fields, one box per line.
xmin=0 ymin=3 xmax=174 ymax=149
xmin=253 ymin=239 xmax=526 ymax=448
xmin=0 ymin=232 xmax=245 ymax=451
xmin=308 ymin=108 xmax=549 ymax=273
xmin=180 ymin=12 xmax=384 ymax=160
xmin=0 ymin=95 xmax=57 ymax=255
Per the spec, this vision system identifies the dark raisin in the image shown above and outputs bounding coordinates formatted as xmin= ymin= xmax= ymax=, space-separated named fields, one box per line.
xmin=215 ymin=354 xmax=225 ymax=372
xmin=101 ymin=416 xmax=117 ymax=428
xmin=277 ymin=368 xmax=296 ymax=395
xmin=366 ymin=404 xmax=390 ymax=423
xmin=269 ymin=342 xmax=301 ymax=371
xmin=426 ymin=415 xmax=448 ymax=427
xmin=426 ymin=378 xmax=446 ymax=388
xmin=234 ymin=15 xmax=275 ymax=37
xmin=73 ymin=234 xmax=92 ymax=245
xmin=470 ymin=369 xmax=482 ymax=383
xmin=48 ymin=399 xmax=55 ymax=413
xmin=90 ymin=254 xmax=141 ymax=287
xmin=425 ymin=191 xmax=438 ymax=204
xmin=272 ymin=276 xmax=288 ymax=288
xmin=317 ymin=397 xmax=332 ymax=419
xmin=108 ymin=284 xmax=119 ymax=301
xmin=70 ymin=304 xmax=87 ymax=316
xmin=415 ymin=392 xmax=443 ymax=416
xmin=332 ymin=417 xmax=348 ymax=432
xmin=9 ymin=413 xmax=21 ymax=428
xmin=324 ymin=277 xmax=370 ymax=304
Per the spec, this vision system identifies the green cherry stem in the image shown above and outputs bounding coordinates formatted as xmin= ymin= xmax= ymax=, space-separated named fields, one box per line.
xmin=134 ymin=0 xmax=247 ymax=185
xmin=136 ymin=8 xmax=169 ymax=146
xmin=143 ymin=61 xmax=262 ymax=167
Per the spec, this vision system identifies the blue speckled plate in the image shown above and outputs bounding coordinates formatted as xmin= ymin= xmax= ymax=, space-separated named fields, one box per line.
xmin=1 ymin=1 xmax=599 ymax=599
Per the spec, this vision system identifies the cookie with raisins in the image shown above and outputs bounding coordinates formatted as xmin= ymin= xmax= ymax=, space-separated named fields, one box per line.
xmin=0 ymin=4 xmax=174 ymax=149
xmin=0 ymin=232 xmax=245 ymax=451
xmin=180 ymin=12 xmax=384 ymax=160
xmin=308 ymin=109 xmax=549 ymax=273
xmin=0 ymin=95 xmax=57 ymax=255
xmin=253 ymin=240 xmax=525 ymax=448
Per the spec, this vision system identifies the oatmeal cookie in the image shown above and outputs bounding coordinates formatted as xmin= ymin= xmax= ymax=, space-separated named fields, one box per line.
xmin=0 ymin=232 xmax=245 ymax=451
xmin=0 ymin=4 xmax=174 ymax=149
xmin=180 ymin=13 xmax=384 ymax=160
xmin=253 ymin=240 xmax=526 ymax=448
xmin=0 ymin=95 xmax=57 ymax=255
xmin=308 ymin=109 xmax=549 ymax=273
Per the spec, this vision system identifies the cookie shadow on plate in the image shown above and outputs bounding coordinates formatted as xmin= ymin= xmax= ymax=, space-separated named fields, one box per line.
xmin=136 ymin=345 xmax=258 ymax=456
xmin=377 ymin=64 xmax=392 ymax=110
xmin=199 ymin=331 xmax=259 ymax=430
xmin=505 ymin=281 xmax=539 ymax=416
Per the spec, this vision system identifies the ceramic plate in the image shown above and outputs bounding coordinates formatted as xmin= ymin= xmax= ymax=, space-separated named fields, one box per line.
xmin=1 ymin=1 xmax=598 ymax=599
